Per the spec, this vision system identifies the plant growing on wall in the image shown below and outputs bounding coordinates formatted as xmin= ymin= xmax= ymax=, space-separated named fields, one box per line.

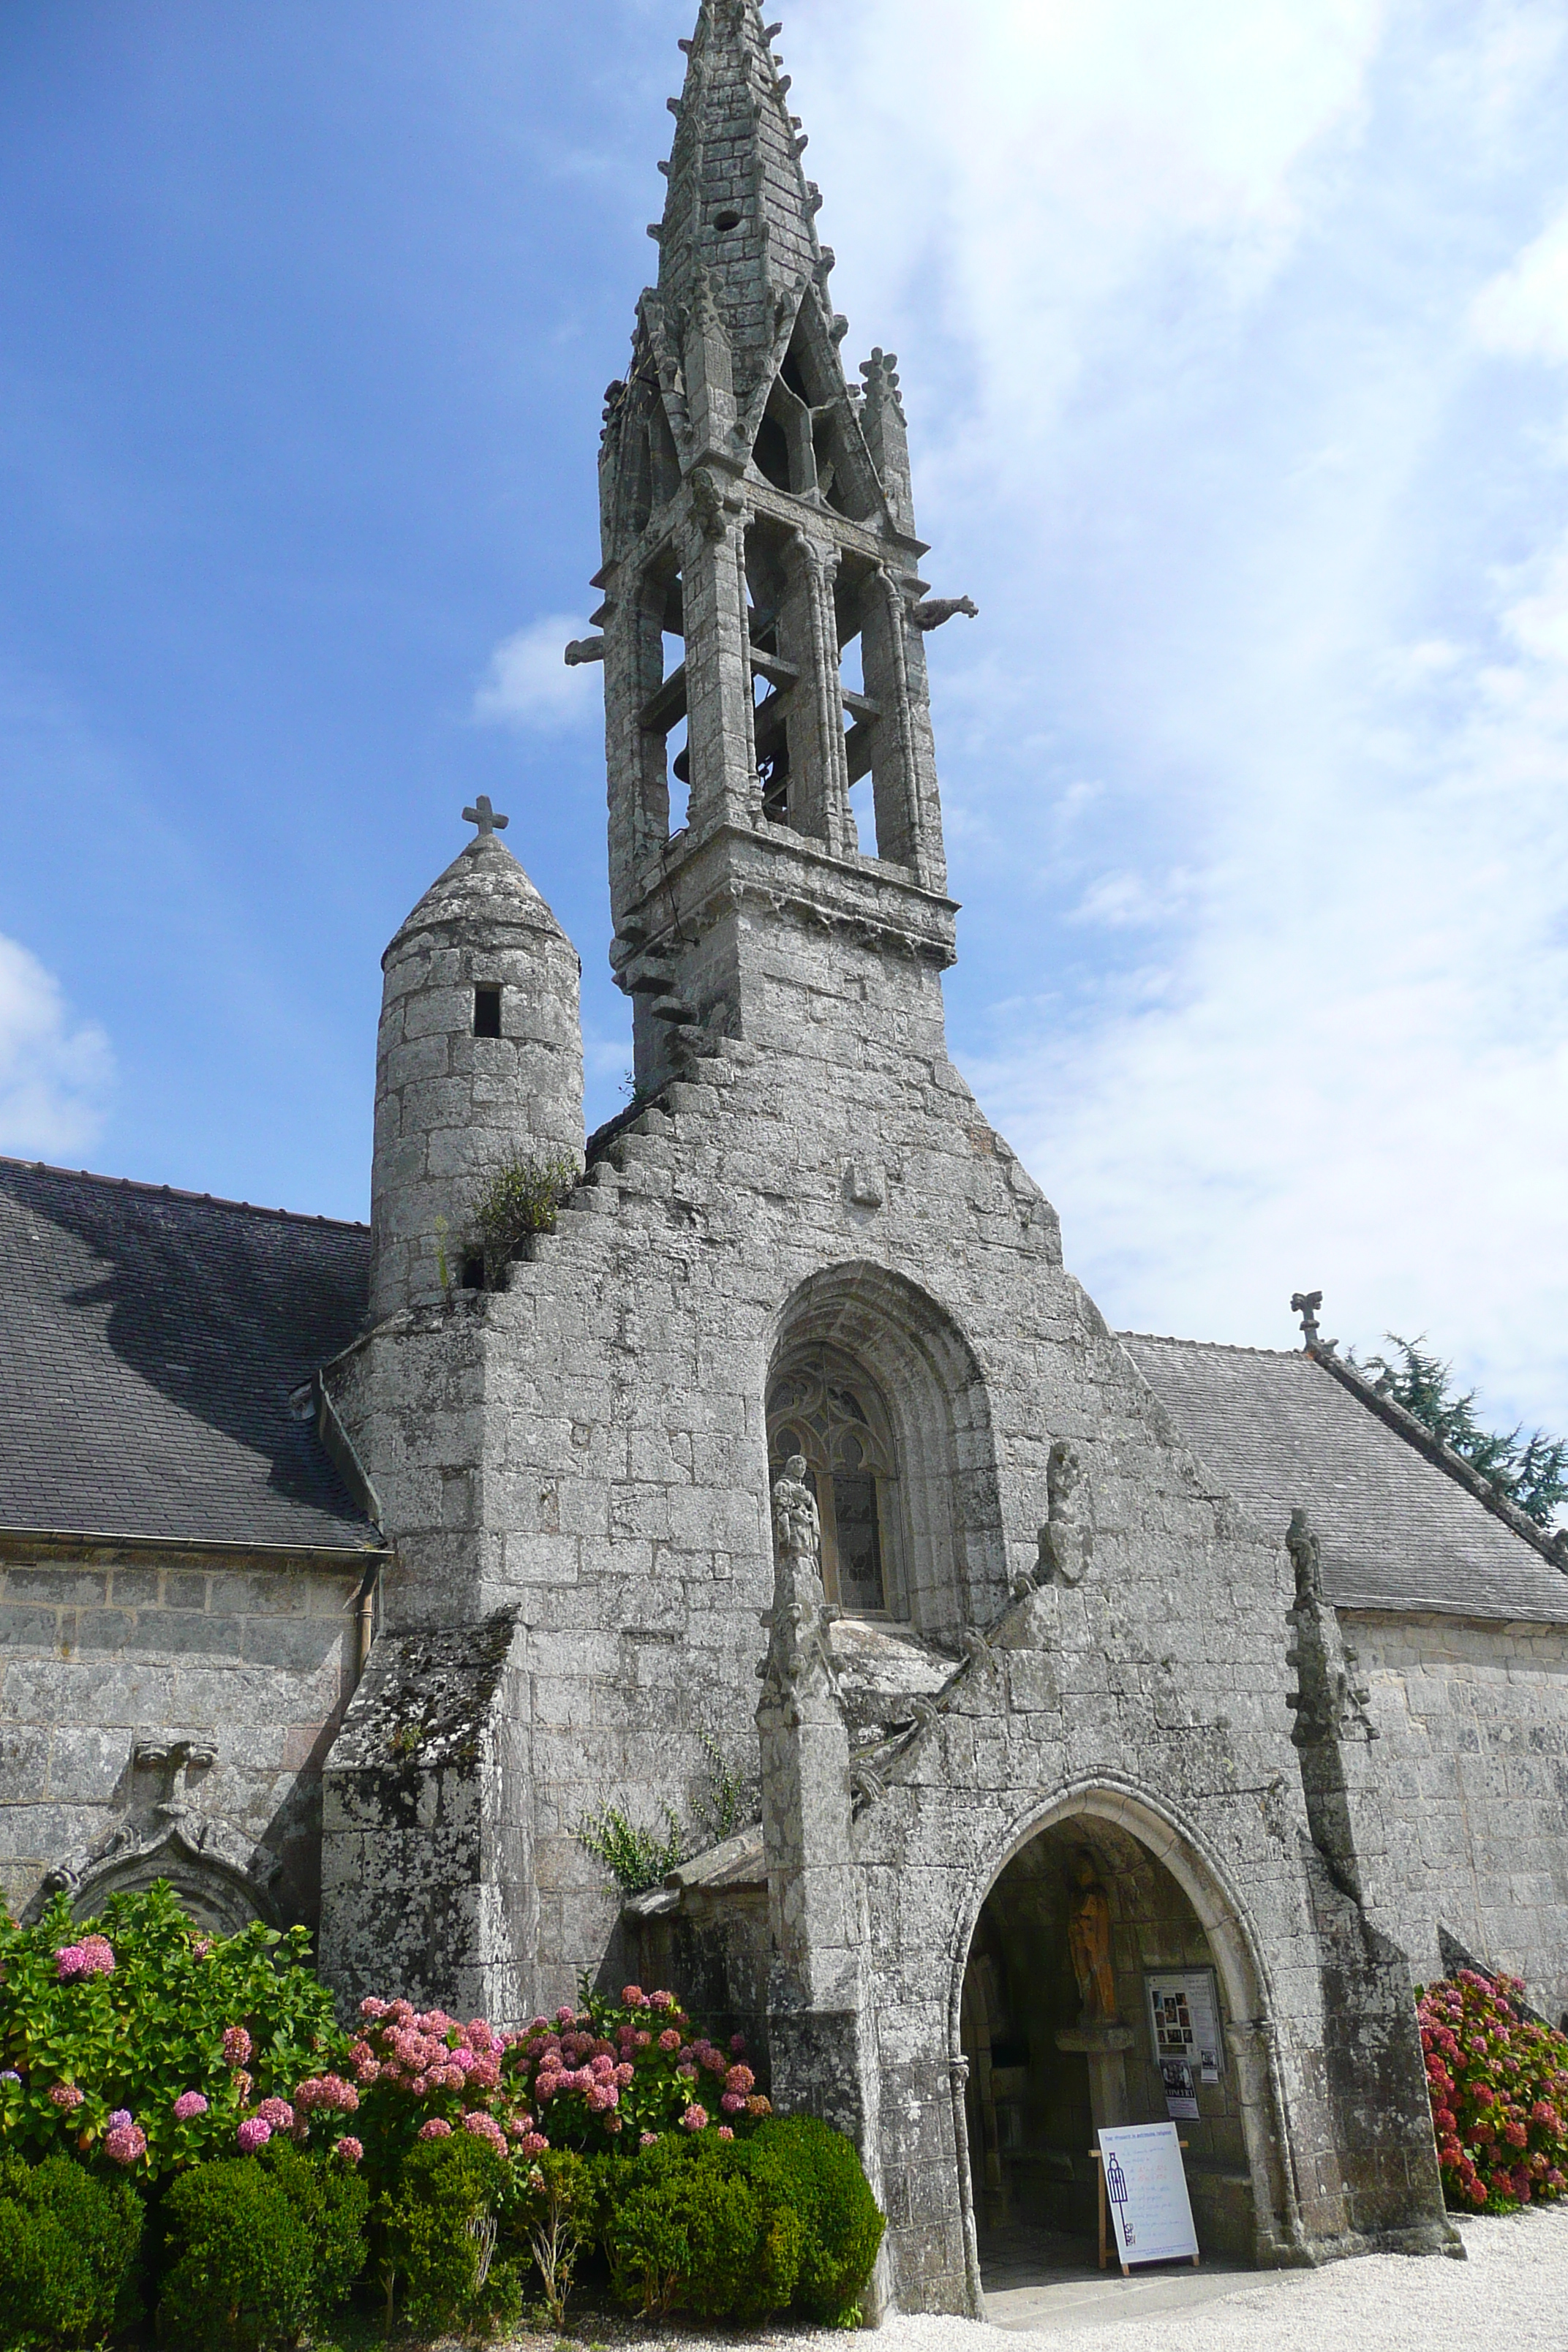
xmin=1419 ymin=1969 xmax=1568 ymax=2211
xmin=576 ymin=1730 xmax=757 ymax=1896
xmin=470 ymin=1153 xmax=578 ymax=1288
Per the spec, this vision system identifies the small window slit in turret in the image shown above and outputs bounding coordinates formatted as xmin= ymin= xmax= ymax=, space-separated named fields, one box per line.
xmin=474 ymin=984 xmax=502 ymax=1039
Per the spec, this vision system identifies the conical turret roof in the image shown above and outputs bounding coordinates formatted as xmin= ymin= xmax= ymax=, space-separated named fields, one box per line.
xmin=384 ymin=831 xmax=570 ymax=965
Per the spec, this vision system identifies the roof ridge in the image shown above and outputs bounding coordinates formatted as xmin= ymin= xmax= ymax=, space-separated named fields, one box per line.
xmin=1306 ymin=1343 xmax=1568 ymax=1575
xmin=0 ymin=1155 xmax=367 ymax=1232
xmin=1118 ymin=1330 xmax=1297 ymax=1360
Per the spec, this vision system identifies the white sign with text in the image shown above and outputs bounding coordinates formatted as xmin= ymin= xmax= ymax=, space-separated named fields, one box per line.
xmin=1098 ymin=2122 xmax=1199 ymax=2268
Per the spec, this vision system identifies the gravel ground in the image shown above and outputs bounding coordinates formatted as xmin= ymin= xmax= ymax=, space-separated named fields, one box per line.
xmin=523 ymin=2201 xmax=1568 ymax=2351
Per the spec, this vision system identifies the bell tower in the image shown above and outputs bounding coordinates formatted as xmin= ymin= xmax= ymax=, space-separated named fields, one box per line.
xmin=582 ymin=0 xmax=973 ymax=1092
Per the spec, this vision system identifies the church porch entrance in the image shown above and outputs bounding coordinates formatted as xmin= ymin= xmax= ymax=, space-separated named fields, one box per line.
xmin=958 ymin=1813 xmax=1259 ymax=2281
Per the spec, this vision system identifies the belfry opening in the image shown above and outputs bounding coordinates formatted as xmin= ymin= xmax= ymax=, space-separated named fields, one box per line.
xmin=959 ymin=1813 xmax=1259 ymax=2268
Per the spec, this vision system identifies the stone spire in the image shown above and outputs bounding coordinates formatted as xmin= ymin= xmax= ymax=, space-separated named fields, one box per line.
xmin=653 ymin=0 xmax=827 ymax=420
xmin=592 ymin=0 xmax=976 ymax=1095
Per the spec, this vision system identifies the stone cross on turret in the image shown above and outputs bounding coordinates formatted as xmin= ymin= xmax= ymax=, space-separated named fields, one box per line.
xmin=461 ymin=795 xmax=508 ymax=837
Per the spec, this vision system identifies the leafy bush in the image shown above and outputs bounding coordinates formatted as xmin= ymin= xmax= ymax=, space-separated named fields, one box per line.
xmin=745 ymin=2113 xmax=886 ymax=2322
xmin=1419 ymin=1970 xmax=1568 ymax=2212
xmin=159 ymin=2159 xmax=317 ymax=2350
xmin=256 ymin=2138 xmax=368 ymax=2312
xmin=375 ymin=2129 xmax=520 ymax=2335
xmin=598 ymin=2134 xmax=802 ymax=2321
xmin=0 ymin=1884 xmax=346 ymax=2181
xmin=574 ymin=1803 xmax=686 ymax=1898
xmin=0 ymin=2151 xmax=143 ymax=2348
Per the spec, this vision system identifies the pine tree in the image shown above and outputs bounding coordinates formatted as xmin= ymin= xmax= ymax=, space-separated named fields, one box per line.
xmin=1355 ymin=1335 xmax=1568 ymax=1529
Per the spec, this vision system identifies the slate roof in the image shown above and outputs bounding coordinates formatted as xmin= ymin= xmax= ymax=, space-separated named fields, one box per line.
xmin=1121 ymin=1332 xmax=1568 ymax=1625
xmin=0 ymin=1158 xmax=377 ymax=1551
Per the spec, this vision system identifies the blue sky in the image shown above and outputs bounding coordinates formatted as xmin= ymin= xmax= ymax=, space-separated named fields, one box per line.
xmin=3 ymin=1 xmax=1567 ymax=1452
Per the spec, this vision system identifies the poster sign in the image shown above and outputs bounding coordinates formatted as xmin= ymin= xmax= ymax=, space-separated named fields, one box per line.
xmin=1098 ymin=2122 xmax=1199 ymax=2268
xmin=1160 ymin=2059 xmax=1199 ymax=2119
xmin=1145 ymin=1968 xmax=1223 ymax=2084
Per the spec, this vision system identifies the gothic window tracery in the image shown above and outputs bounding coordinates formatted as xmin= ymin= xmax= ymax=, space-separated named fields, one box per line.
xmin=767 ymin=1349 xmax=901 ymax=1616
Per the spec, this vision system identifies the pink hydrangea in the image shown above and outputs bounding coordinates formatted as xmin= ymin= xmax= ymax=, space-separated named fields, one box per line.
xmin=658 ymin=2028 xmax=682 ymax=2052
xmin=730 ymin=2033 xmax=747 ymax=2055
xmin=724 ymin=2064 xmax=755 ymax=2095
xmin=720 ymin=2092 xmax=747 ymax=2114
xmin=103 ymin=2119 xmax=146 ymax=2166
xmin=54 ymin=1935 xmax=115 ymax=1982
xmin=622 ymin=1984 xmax=647 ymax=2007
xmin=640 ymin=2131 xmax=660 ymax=2149
xmin=680 ymin=2103 xmax=709 ymax=2133
xmin=222 ymin=2027 xmax=252 ymax=2067
xmin=236 ymin=2117 xmax=272 ymax=2153
xmin=336 ymin=2136 xmax=364 ymax=2164
xmin=461 ymin=2111 xmax=509 ymax=2155
xmin=418 ymin=2118 xmax=453 ymax=2140
xmin=359 ymin=1997 xmax=388 ymax=2020
xmin=649 ymin=1989 xmax=676 ymax=2011
xmin=717 ymin=2125 xmax=735 ymax=2141
xmin=192 ymin=1937 xmax=213 ymax=1959
xmin=633 ymin=2030 xmax=652 ymax=2050
xmin=293 ymin=2078 xmax=357 ymax=2117
xmin=255 ymin=2098 xmax=295 ymax=2132
xmin=520 ymin=2131 xmax=549 ymax=2155
xmin=48 ymin=2083 xmax=84 ymax=2111
xmin=556 ymin=2005 xmax=576 ymax=2025
xmin=173 ymin=2091 xmax=209 ymax=2122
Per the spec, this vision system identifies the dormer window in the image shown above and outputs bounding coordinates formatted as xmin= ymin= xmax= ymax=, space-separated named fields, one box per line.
xmin=474 ymin=984 xmax=502 ymax=1038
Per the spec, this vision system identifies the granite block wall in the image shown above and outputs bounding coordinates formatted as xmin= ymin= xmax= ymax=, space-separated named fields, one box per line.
xmin=0 ymin=1539 xmax=365 ymax=1928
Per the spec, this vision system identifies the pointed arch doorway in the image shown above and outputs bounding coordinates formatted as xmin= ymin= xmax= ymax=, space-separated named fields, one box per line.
xmin=957 ymin=1803 xmax=1279 ymax=2272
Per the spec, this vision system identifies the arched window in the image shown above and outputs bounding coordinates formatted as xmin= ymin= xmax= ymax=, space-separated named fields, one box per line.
xmin=767 ymin=1349 xmax=902 ymax=1616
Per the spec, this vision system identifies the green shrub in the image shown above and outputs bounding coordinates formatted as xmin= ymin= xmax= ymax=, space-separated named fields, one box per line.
xmin=375 ymin=2130 xmax=521 ymax=2336
xmin=746 ymin=2114 xmax=886 ymax=2323
xmin=256 ymin=2139 xmax=368 ymax=2311
xmin=599 ymin=2135 xmax=802 ymax=2322
xmin=0 ymin=2151 xmax=143 ymax=2348
xmin=472 ymin=1153 xmax=577 ymax=1286
xmin=159 ymin=2159 xmax=315 ymax=2350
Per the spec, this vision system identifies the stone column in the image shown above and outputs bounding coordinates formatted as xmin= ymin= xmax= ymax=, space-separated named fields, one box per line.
xmin=680 ymin=472 xmax=756 ymax=843
xmin=756 ymin=1458 xmax=881 ymax=2160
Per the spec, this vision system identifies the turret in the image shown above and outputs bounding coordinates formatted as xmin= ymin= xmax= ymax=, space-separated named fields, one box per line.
xmin=369 ymin=798 xmax=583 ymax=1322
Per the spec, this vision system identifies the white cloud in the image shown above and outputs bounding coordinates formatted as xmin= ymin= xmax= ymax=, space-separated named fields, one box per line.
xmin=472 ymin=614 xmax=602 ymax=731
xmin=0 ymin=935 xmax=113 ymax=1158
xmin=1471 ymin=203 xmax=1568 ymax=365
xmin=777 ymin=0 xmax=1568 ymax=1443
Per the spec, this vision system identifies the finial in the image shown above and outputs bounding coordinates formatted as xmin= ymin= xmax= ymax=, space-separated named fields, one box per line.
xmin=462 ymin=795 xmax=508 ymax=839
xmin=1291 ymin=1290 xmax=1322 ymax=1348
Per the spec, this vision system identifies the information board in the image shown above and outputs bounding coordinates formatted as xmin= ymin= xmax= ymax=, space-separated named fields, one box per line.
xmin=1097 ymin=2122 xmax=1199 ymax=2269
xmin=1145 ymin=1967 xmax=1223 ymax=2083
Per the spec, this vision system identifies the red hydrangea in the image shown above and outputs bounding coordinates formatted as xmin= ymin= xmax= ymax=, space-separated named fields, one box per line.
xmin=1418 ymin=1971 xmax=1568 ymax=2214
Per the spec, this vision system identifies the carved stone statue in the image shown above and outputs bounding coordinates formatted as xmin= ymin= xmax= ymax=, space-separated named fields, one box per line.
xmin=759 ymin=1455 xmax=834 ymax=1714
xmin=1286 ymin=1505 xmax=1322 ymax=1603
xmin=1066 ymin=1848 xmax=1117 ymax=2024
xmin=908 ymin=594 xmax=979 ymax=631
xmin=1037 ymin=1438 xmax=1093 ymax=1586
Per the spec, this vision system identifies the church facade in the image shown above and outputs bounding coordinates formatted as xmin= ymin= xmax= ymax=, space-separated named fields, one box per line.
xmin=5 ymin=0 xmax=1568 ymax=2315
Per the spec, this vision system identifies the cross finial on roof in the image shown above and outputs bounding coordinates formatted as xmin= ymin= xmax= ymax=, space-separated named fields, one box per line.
xmin=461 ymin=795 xmax=508 ymax=838
xmin=1290 ymin=1290 xmax=1323 ymax=1348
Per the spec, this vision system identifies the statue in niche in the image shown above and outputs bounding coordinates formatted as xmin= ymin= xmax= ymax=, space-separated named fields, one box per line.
xmin=760 ymin=1455 xmax=836 ymax=1714
xmin=1066 ymin=1848 xmax=1118 ymax=2024
xmin=1037 ymin=1438 xmax=1093 ymax=1586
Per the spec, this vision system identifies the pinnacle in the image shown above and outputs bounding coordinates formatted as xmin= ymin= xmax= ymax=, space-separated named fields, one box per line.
xmin=652 ymin=0 xmax=830 ymax=407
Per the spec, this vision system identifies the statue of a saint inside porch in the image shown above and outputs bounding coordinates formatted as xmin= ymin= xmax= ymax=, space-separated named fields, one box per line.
xmin=1066 ymin=1848 xmax=1119 ymax=2024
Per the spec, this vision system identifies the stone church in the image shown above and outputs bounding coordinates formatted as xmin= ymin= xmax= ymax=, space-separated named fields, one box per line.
xmin=4 ymin=0 xmax=1568 ymax=2312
